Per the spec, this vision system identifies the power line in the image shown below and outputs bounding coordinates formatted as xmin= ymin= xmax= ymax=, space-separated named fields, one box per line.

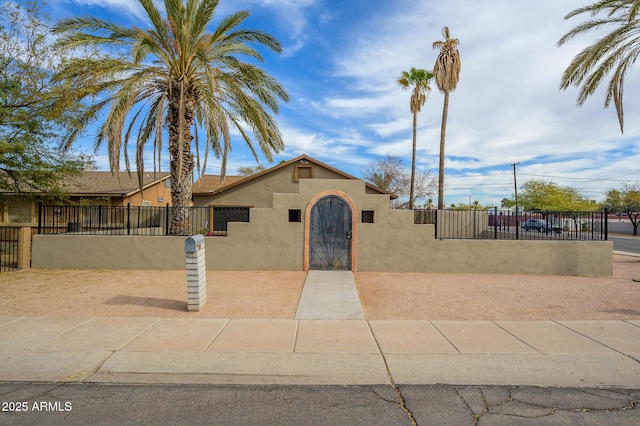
xmin=518 ymin=172 xmax=640 ymax=183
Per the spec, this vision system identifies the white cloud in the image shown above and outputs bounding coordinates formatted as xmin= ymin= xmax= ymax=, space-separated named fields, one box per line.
xmin=221 ymin=0 xmax=318 ymax=38
xmin=47 ymin=0 xmax=640 ymax=205
xmin=328 ymin=1 xmax=640 ymax=172
xmin=54 ymin=0 xmax=151 ymax=20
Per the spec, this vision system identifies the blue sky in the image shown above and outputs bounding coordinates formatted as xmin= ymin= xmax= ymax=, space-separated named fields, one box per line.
xmin=38 ymin=0 xmax=640 ymax=206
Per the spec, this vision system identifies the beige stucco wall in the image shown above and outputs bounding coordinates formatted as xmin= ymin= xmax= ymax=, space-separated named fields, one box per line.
xmin=193 ymin=163 xmax=350 ymax=208
xmin=31 ymin=233 xmax=613 ymax=276
xmin=32 ymin=235 xmax=185 ymax=269
xmin=31 ymin=176 xmax=614 ymax=276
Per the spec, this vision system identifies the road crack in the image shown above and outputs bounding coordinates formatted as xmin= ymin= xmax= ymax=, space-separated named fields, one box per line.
xmin=367 ymin=322 xmax=417 ymax=426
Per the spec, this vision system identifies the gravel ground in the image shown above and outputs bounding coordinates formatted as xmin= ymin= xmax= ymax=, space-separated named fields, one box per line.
xmin=0 ymin=255 xmax=638 ymax=320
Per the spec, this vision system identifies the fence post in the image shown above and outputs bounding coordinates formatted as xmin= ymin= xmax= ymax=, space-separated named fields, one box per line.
xmin=604 ymin=208 xmax=609 ymax=240
xmin=434 ymin=209 xmax=439 ymax=239
xmin=515 ymin=207 xmax=519 ymax=240
xmin=165 ymin=203 xmax=170 ymax=235
xmin=494 ymin=207 xmax=498 ymax=239
xmin=38 ymin=202 xmax=42 ymax=234
xmin=17 ymin=227 xmax=31 ymax=269
xmin=127 ymin=203 xmax=131 ymax=235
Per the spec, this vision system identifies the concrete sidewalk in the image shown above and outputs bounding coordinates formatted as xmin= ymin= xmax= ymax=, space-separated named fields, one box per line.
xmin=1 ymin=315 xmax=639 ymax=388
xmin=2 ymin=270 xmax=640 ymax=389
xmin=295 ymin=270 xmax=364 ymax=320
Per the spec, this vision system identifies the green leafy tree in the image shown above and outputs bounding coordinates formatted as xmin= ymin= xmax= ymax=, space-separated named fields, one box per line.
xmin=605 ymin=183 xmax=640 ymax=235
xmin=433 ymin=26 xmax=461 ymax=210
xmin=397 ymin=67 xmax=433 ymax=209
xmin=517 ymin=179 xmax=597 ymax=211
xmin=0 ymin=1 xmax=89 ymax=201
xmin=450 ymin=200 xmax=484 ymax=211
xmin=53 ymin=0 xmax=289 ymax=235
xmin=501 ymin=197 xmax=515 ymax=208
xmin=558 ymin=1 xmax=640 ymax=133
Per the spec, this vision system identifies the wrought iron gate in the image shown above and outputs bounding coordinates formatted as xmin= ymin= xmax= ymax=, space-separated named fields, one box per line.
xmin=0 ymin=227 xmax=19 ymax=272
xmin=309 ymin=196 xmax=352 ymax=270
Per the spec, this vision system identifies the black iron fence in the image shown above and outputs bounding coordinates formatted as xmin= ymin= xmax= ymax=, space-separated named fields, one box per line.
xmin=0 ymin=227 xmax=19 ymax=272
xmin=37 ymin=203 xmax=608 ymax=241
xmin=38 ymin=204 xmax=249 ymax=237
xmin=414 ymin=208 xmax=608 ymax=241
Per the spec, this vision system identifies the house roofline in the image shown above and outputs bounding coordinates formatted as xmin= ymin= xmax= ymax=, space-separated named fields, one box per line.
xmin=206 ymin=154 xmax=397 ymax=199
xmin=69 ymin=172 xmax=171 ymax=198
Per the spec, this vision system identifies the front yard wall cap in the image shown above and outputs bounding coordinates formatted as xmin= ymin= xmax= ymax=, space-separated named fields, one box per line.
xmin=185 ymin=234 xmax=205 ymax=253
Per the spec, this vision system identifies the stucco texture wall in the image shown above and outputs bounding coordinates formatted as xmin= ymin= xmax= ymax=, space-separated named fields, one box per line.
xmin=193 ymin=163 xmax=350 ymax=208
xmin=31 ymin=176 xmax=614 ymax=276
xmin=31 ymin=233 xmax=613 ymax=276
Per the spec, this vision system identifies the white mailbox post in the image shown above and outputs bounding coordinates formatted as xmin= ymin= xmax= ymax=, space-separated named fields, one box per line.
xmin=185 ymin=234 xmax=206 ymax=311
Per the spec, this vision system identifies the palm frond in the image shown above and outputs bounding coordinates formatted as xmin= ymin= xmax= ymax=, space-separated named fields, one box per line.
xmin=52 ymin=0 xmax=289 ymax=233
xmin=559 ymin=0 xmax=640 ymax=132
xmin=433 ymin=27 xmax=461 ymax=94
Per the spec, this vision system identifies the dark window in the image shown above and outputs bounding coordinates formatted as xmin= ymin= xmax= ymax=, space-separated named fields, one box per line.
xmin=213 ymin=207 xmax=249 ymax=235
xmin=362 ymin=210 xmax=375 ymax=223
xmin=288 ymin=209 xmax=301 ymax=222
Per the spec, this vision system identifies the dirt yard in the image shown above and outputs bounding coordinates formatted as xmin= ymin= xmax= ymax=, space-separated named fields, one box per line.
xmin=0 ymin=255 xmax=639 ymax=320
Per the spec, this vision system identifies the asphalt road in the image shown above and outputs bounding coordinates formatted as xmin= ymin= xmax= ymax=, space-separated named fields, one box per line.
xmin=610 ymin=235 xmax=640 ymax=254
xmin=1 ymin=383 xmax=639 ymax=425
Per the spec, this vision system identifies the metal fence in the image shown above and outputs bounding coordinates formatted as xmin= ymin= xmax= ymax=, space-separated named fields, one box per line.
xmin=414 ymin=208 xmax=608 ymax=241
xmin=37 ymin=204 xmax=249 ymax=237
xmin=36 ymin=203 xmax=608 ymax=241
xmin=0 ymin=227 xmax=19 ymax=272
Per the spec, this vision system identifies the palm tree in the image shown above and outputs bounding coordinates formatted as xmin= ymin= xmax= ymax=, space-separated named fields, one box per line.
xmin=52 ymin=0 xmax=289 ymax=235
xmin=558 ymin=1 xmax=640 ymax=133
xmin=433 ymin=26 xmax=461 ymax=210
xmin=397 ymin=67 xmax=433 ymax=209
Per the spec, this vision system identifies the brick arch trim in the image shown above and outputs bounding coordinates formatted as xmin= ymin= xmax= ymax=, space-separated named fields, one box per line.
xmin=304 ymin=190 xmax=357 ymax=271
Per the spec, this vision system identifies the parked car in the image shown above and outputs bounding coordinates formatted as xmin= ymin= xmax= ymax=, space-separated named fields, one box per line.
xmin=521 ymin=219 xmax=562 ymax=234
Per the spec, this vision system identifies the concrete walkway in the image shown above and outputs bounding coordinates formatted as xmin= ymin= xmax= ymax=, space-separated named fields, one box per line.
xmin=1 ymin=315 xmax=639 ymax=388
xmin=295 ymin=271 xmax=364 ymax=320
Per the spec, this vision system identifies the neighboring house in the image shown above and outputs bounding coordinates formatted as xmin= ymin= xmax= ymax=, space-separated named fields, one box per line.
xmin=0 ymin=171 xmax=171 ymax=227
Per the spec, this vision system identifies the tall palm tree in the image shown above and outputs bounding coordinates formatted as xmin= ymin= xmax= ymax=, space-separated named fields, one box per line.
xmin=397 ymin=67 xmax=433 ymax=209
xmin=432 ymin=26 xmax=461 ymax=210
xmin=558 ymin=0 xmax=640 ymax=134
xmin=52 ymin=0 xmax=289 ymax=235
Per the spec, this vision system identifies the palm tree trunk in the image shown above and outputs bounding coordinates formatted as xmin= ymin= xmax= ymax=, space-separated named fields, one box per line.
xmin=167 ymin=87 xmax=195 ymax=236
xmin=410 ymin=111 xmax=417 ymax=209
xmin=437 ymin=91 xmax=449 ymax=210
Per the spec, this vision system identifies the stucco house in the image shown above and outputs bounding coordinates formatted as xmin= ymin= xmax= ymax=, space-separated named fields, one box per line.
xmin=29 ymin=155 xmax=613 ymax=276
xmin=189 ymin=154 xmax=436 ymax=271
xmin=0 ymin=171 xmax=171 ymax=227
